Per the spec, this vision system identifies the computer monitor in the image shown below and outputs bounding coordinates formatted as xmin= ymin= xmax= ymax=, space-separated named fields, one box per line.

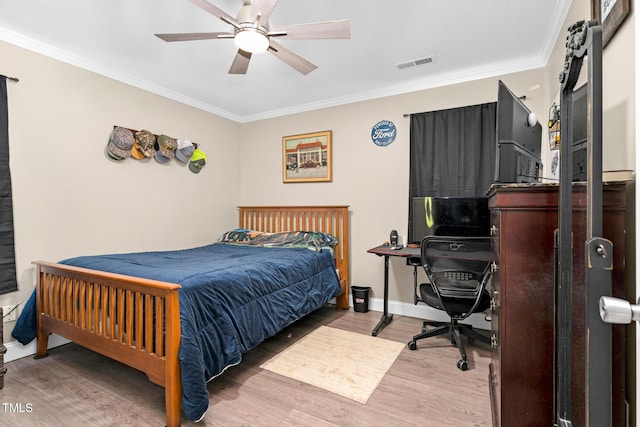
xmin=411 ymin=196 xmax=490 ymax=244
xmin=494 ymin=80 xmax=543 ymax=183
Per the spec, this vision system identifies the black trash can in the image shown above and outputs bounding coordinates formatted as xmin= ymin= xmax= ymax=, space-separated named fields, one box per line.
xmin=351 ymin=286 xmax=371 ymax=313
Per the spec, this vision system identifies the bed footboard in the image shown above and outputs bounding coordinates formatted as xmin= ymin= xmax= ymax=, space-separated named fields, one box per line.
xmin=33 ymin=261 xmax=182 ymax=427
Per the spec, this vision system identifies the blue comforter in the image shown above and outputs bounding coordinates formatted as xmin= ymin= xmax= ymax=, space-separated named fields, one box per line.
xmin=13 ymin=243 xmax=341 ymax=421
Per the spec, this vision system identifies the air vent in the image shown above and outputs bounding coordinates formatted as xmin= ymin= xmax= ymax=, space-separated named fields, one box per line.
xmin=397 ymin=55 xmax=435 ymax=70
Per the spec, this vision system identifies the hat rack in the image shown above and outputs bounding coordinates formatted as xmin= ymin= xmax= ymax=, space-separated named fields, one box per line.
xmin=113 ymin=125 xmax=199 ymax=149
xmin=108 ymin=125 xmax=206 ymax=173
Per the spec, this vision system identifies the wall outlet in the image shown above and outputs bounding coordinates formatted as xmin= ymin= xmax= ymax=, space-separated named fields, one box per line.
xmin=2 ymin=305 xmax=18 ymax=322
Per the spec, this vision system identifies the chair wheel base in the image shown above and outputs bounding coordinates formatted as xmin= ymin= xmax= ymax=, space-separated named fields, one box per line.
xmin=408 ymin=341 xmax=417 ymax=351
xmin=457 ymin=359 xmax=468 ymax=371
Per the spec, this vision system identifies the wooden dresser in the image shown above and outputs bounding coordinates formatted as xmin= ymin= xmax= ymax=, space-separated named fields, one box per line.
xmin=487 ymin=182 xmax=628 ymax=427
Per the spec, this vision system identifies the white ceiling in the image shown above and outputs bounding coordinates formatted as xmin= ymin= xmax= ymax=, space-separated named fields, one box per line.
xmin=0 ymin=0 xmax=572 ymax=123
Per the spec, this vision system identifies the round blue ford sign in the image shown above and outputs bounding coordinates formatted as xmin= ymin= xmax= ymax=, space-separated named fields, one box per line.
xmin=371 ymin=120 xmax=397 ymax=146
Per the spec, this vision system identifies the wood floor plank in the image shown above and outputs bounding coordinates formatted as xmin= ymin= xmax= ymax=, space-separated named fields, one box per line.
xmin=281 ymin=409 xmax=341 ymax=427
xmin=1 ymin=306 xmax=492 ymax=426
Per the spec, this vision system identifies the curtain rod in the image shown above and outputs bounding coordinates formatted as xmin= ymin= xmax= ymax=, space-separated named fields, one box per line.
xmin=403 ymin=96 xmax=526 ymax=118
xmin=1 ymin=75 xmax=19 ymax=82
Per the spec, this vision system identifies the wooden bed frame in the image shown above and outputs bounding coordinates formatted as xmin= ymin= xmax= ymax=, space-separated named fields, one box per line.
xmin=32 ymin=205 xmax=349 ymax=427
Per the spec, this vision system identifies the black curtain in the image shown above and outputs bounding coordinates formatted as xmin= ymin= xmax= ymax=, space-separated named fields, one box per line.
xmin=408 ymin=102 xmax=496 ymax=239
xmin=0 ymin=76 xmax=17 ymax=294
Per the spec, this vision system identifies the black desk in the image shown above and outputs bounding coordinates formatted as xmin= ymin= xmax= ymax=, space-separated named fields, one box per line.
xmin=366 ymin=245 xmax=420 ymax=336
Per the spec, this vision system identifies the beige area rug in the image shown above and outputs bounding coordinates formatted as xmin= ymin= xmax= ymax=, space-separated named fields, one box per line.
xmin=260 ymin=325 xmax=405 ymax=404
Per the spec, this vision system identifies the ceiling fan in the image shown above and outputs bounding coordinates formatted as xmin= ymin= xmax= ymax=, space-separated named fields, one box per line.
xmin=155 ymin=0 xmax=350 ymax=75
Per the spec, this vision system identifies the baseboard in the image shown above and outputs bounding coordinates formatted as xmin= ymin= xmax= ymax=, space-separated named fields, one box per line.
xmin=5 ymin=334 xmax=70 ymax=363
xmin=349 ymin=296 xmax=492 ymax=331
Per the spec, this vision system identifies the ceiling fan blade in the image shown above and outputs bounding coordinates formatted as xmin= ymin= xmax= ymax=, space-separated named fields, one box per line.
xmin=249 ymin=0 xmax=278 ymax=23
xmin=155 ymin=32 xmax=233 ymax=42
xmin=229 ymin=50 xmax=252 ymax=74
xmin=268 ymin=40 xmax=317 ymax=75
xmin=270 ymin=19 xmax=350 ymax=39
xmin=188 ymin=0 xmax=238 ymax=25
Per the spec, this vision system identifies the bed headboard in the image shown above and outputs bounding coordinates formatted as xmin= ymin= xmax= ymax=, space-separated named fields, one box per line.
xmin=238 ymin=205 xmax=350 ymax=309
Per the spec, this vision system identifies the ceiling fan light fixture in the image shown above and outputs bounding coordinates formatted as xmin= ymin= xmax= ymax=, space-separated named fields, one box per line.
xmin=234 ymin=29 xmax=269 ymax=53
xmin=155 ymin=0 xmax=350 ymax=74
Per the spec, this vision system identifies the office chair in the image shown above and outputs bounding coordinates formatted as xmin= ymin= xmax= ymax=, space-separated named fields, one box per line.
xmin=408 ymin=236 xmax=493 ymax=371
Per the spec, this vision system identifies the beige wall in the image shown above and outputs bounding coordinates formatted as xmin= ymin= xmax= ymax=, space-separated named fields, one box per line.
xmin=544 ymin=0 xmax=635 ymax=173
xmin=601 ymin=3 xmax=635 ymax=172
xmin=239 ymin=70 xmax=546 ymax=308
xmin=1 ymin=0 xmax=635 ymax=338
xmin=240 ymin=0 xmax=635 ymax=314
xmin=0 ymin=40 xmax=242 ymax=341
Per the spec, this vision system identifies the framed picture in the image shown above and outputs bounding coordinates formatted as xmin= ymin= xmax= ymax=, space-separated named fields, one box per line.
xmin=282 ymin=130 xmax=332 ymax=183
xmin=591 ymin=0 xmax=630 ymax=47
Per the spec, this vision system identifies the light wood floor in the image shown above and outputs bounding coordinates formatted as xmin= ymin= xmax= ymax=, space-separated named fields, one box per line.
xmin=0 ymin=306 xmax=492 ymax=426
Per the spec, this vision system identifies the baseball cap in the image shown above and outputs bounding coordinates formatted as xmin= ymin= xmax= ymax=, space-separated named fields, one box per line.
xmin=175 ymin=140 xmax=195 ymax=163
xmin=189 ymin=149 xmax=207 ymax=174
xmin=132 ymin=130 xmax=156 ymax=159
xmin=157 ymin=135 xmax=177 ymax=158
xmin=130 ymin=145 xmax=146 ymax=160
xmin=154 ymin=141 xmax=170 ymax=163
xmin=107 ymin=126 xmax=134 ymax=161
xmin=155 ymin=134 xmax=176 ymax=163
